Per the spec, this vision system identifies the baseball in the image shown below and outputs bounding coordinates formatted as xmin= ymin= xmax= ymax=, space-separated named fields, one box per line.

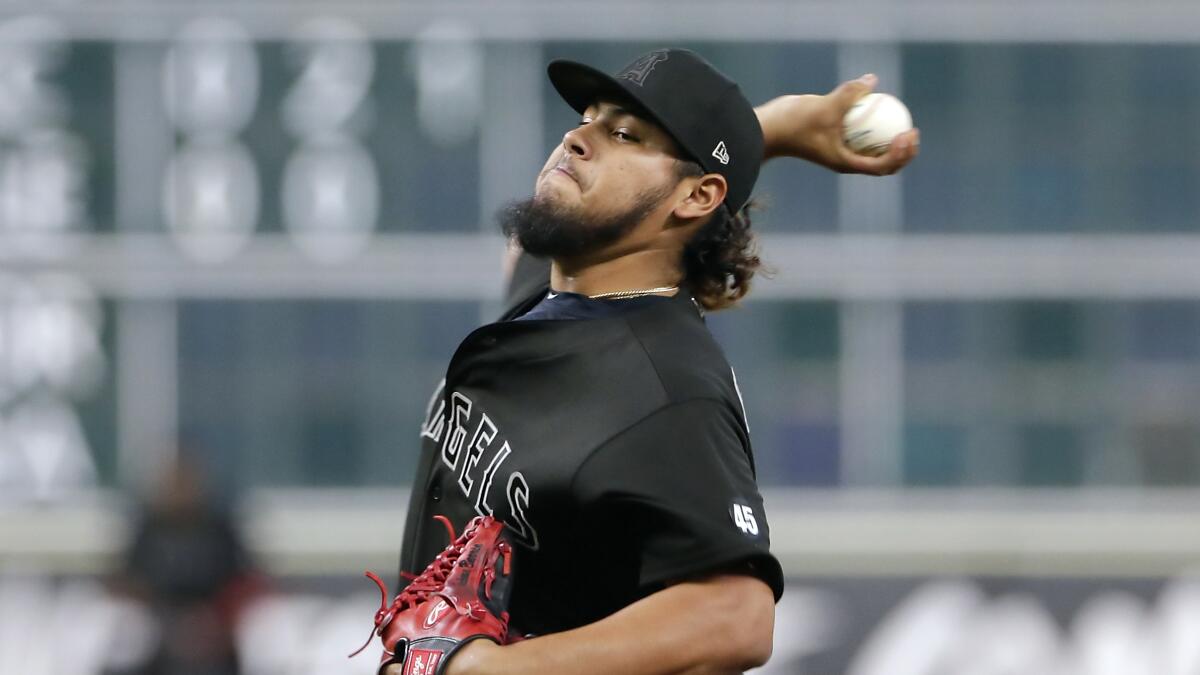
xmin=842 ymin=92 xmax=914 ymax=157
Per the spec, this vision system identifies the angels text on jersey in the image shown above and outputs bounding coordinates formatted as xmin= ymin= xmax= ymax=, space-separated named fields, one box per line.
xmin=420 ymin=379 xmax=540 ymax=549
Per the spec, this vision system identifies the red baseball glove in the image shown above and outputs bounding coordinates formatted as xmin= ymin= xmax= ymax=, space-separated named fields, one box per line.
xmin=351 ymin=515 xmax=515 ymax=675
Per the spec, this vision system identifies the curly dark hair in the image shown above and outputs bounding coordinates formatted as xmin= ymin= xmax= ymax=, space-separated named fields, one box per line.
xmin=674 ymin=159 xmax=763 ymax=311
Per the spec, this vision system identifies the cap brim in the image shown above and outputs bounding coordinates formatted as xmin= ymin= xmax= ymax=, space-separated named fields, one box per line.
xmin=547 ymin=59 xmax=654 ymax=120
xmin=548 ymin=59 xmax=697 ymax=168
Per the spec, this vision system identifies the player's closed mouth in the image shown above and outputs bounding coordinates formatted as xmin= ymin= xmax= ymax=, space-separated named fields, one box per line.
xmin=552 ymin=164 xmax=580 ymax=185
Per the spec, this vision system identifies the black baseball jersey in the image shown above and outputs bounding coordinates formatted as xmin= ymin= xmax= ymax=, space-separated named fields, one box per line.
xmin=397 ymin=268 xmax=783 ymax=636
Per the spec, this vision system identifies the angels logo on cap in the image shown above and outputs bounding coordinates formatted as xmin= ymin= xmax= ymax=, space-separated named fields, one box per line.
xmin=618 ymin=49 xmax=669 ymax=86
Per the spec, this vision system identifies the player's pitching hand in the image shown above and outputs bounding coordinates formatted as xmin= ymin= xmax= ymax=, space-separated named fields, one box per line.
xmin=755 ymin=74 xmax=920 ymax=176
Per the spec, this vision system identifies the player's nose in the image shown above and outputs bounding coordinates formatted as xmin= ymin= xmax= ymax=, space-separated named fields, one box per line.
xmin=561 ymin=125 xmax=592 ymax=160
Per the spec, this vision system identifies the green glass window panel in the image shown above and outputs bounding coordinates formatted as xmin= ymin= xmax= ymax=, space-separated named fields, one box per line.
xmin=1013 ymin=46 xmax=1082 ymax=103
xmin=1019 ymin=424 xmax=1084 ymax=486
xmin=903 ymin=45 xmax=963 ymax=105
xmin=1132 ymin=166 xmax=1199 ymax=231
xmin=903 ymin=424 xmax=966 ymax=486
xmin=1132 ymin=46 xmax=1200 ymax=101
xmin=903 ymin=44 xmax=1200 ymax=233
xmin=775 ymin=302 xmax=840 ymax=360
xmin=297 ymin=303 xmax=364 ymax=360
xmin=711 ymin=301 xmax=840 ymax=362
xmin=1009 ymin=164 xmax=1085 ymax=232
xmin=1135 ymin=425 xmax=1200 ymax=486
xmin=1014 ymin=302 xmax=1082 ymax=360
xmin=69 ymin=43 xmax=117 ymax=232
xmin=777 ymin=423 xmax=841 ymax=487
xmin=1130 ymin=302 xmax=1200 ymax=360
xmin=301 ymin=413 xmax=366 ymax=486
xmin=75 ymin=300 xmax=119 ymax=486
xmin=904 ymin=303 xmax=964 ymax=361
xmin=178 ymin=300 xmax=481 ymax=488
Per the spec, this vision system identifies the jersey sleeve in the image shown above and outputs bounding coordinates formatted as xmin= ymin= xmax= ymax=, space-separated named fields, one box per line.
xmin=573 ymin=398 xmax=784 ymax=600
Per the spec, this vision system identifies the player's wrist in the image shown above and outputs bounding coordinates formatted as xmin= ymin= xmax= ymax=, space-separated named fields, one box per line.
xmin=444 ymin=639 xmax=501 ymax=675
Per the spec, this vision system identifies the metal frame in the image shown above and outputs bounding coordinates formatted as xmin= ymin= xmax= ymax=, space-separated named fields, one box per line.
xmin=6 ymin=232 xmax=1200 ymax=299
xmin=2 ymin=1 xmax=1200 ymax=43
xmin=6 ymin=488 xmax=1200 ymax=576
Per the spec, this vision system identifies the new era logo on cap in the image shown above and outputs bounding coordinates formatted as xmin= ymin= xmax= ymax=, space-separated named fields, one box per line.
xmin=712 ymin=141 xmax=730 ymax=165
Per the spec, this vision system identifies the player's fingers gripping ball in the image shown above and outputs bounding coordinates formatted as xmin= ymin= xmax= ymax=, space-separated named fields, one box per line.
xmin=842 ymin=92 xmax=913 ymax=157
xmin=351 ymin=515 xmax=515 ymax=675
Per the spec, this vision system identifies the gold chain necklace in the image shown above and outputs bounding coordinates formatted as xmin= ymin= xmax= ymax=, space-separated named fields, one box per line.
xmin=587 ymin=285 xmax=679 ymax=300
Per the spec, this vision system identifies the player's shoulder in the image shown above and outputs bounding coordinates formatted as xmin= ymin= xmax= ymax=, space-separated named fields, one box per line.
xmin=621 ymin=290 xmax=740 ymax=405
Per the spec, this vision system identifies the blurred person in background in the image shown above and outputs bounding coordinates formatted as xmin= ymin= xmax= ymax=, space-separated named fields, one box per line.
xmin=106 ymin=453 xmax=263 ymax=675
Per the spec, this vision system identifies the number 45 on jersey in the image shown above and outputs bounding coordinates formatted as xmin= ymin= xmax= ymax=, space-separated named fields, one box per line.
xmin=730 ymin=503 xmax=759 ymax=536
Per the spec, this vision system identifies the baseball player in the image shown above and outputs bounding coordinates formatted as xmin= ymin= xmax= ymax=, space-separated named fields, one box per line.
xmin=379 ymin=49 xmax=918 ymax=675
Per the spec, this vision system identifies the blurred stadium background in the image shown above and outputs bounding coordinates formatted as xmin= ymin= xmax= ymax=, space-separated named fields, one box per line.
xmin=2 ymin=1 xmax=1200 ymax=673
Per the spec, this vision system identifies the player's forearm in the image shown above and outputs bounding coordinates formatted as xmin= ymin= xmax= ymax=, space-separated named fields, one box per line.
xmin=755 ymin=94 xmax=820 ymax=161
xmin=451 ymin=574 xmax=775 ymax=675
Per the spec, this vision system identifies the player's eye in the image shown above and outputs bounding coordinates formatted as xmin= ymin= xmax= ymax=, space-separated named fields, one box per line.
xmin=613 ymin=129 xmax=638 ymax=142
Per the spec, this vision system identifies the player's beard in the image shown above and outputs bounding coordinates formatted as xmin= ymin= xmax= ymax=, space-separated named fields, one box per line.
xmin=499 ymin=182 xmax=673 ymax=259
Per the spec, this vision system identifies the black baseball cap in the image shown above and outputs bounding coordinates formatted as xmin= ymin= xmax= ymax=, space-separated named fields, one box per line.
xmin=547 ymin=48 xmax=762 ymax=215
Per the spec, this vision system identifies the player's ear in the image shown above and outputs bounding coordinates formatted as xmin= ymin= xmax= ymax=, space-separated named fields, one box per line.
xmin=672 ymin=173 xmax=727 ymax=221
